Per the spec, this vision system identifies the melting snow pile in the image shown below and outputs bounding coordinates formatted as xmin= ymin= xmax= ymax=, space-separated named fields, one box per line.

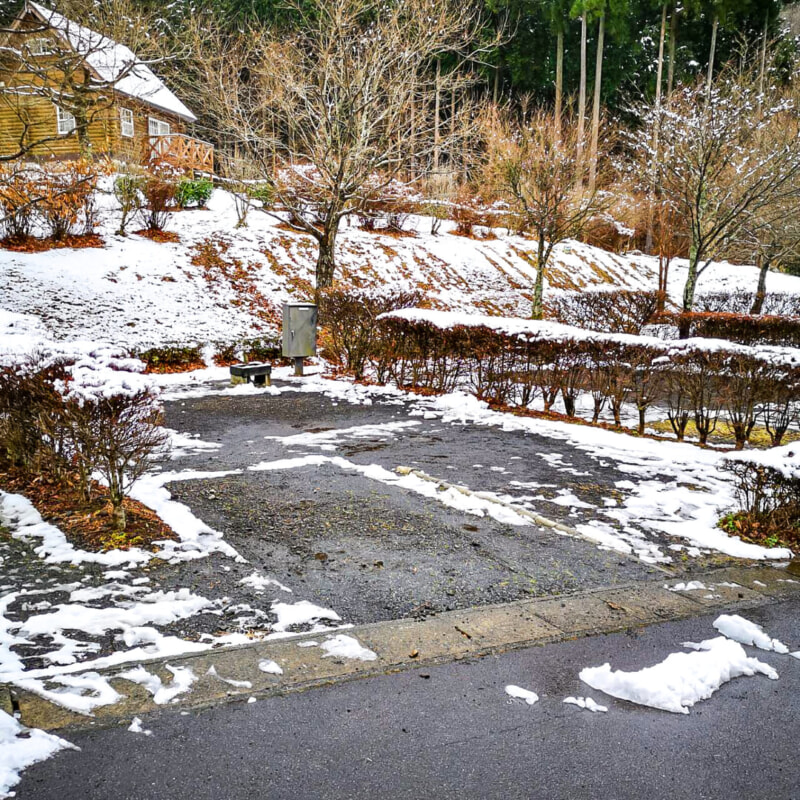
xmin=505 ymin=685 xmax=539 ymax=705
xmin=563 ymin=696 xmax=608 ymax=713
xmin=319 ymin=635 xmax=378 ymax=662
xmin=580 ymin=636 xmax=778 ymax=714
xmin=0 ymin=710 xmax=75 ymax=798
xmin=117 ymin=664 xmax=197 ymax=705
xmin=127 ymin=717 xmax=152 ymax=736
xmin=712 ymin=614 xmax=790 ymax=654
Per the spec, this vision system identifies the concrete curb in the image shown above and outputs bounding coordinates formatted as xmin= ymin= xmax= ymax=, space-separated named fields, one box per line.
xmin=8 ymin=564 xmax=800 ymax=732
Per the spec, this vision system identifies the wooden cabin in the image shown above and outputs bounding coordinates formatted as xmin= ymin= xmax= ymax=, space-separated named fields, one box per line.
xmin=0 ymin=2 xmax=213 ymax=173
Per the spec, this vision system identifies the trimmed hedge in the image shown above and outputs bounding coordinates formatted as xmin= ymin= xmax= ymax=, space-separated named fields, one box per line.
xmin=654 ymin=312 xmax=800 ymax=348
xmin=547 ymin=290 xmax=660 ymax=334
xmin=696 ymin=291 xmax=800 ymax=317
xmin=359 ymin=310 xmax=800 ymax=447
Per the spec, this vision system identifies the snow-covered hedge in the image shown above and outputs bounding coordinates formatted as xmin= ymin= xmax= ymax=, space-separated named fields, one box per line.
xmin=370 ymin=309 xmax=800 ymax=447
xmin=0 ymin=311 xmax=168 ymax=530
xmin=654 ymin=311 xmax=800 ymax=348
xmin=721 ymin=444 xmax=800 ymax=526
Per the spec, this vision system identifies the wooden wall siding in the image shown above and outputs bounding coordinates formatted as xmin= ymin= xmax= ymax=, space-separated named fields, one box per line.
xmin=111 ymin=101 xmax=187 ymax=166
xmin=0 ymin=10 xmax=191 ymax=165
xmin=0 ymin=95 xmax=117 ymax=159
xmin=0 ymin=92 xmax=187 ymax=163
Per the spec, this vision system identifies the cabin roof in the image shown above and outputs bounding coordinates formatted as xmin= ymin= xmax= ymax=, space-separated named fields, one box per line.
xmin=25 ymin=2 xmax=196 ymax=122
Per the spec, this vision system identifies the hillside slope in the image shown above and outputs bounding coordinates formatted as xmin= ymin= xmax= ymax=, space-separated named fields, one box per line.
xmin=2 ymin=189 xmax=799 ymax=349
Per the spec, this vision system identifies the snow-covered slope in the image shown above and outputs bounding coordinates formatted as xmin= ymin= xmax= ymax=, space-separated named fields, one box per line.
xmin=2 ymin=188 xmax=799 ymax=349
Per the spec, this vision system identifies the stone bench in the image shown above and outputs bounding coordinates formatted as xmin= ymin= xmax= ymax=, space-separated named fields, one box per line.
xmin=229 ymin=362 xmax=272 ymax=387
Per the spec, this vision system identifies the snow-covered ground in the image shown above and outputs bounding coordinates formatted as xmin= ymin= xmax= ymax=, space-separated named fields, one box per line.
xmin=2 ymin=190 xmax=800 ymax=793
xmin=3 ymin=186 xmax=799 ymax=348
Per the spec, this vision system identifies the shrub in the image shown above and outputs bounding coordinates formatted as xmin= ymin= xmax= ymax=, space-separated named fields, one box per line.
xmin=241 ymin=336 xmax=282 ymax=363
xmin=176 ymin=177 xmax=214 ymax=209
xmin=450 ymin=187 xmax=488 ymax=237
xmin=68 ymin=388 xmax=168 ymax=530
xmin=0 ymin=165 xmax=38 ymax=241
xmin=0 ymin=357 xmax=69 ymax=472
xmin=695 ymin=291 xmax=755 ymax=315
xmin=1 ymin=352 xmax=170 ymax=531
xmin=359 ymin=310 xmax=798 ymax=446
xmin=141 ymin=170 xmax=177 ymax=232
xmin=35 ymin=160 xmax=102 ymax=240
xmin=247 ymin=182 xmax=275 ymax=207
xmin=422 ymin=201 xmax=449 ymax=235
xmin=722 ymin=452 xmax=800 ymax=547
xmin=320 ymin=289 xmax=422 ymax=379
xmin=696 ymin=291 xmax=800 ymax=317
xmin=114 ymin=173 xmax=143 ymax=236
xmin=655 ymin=312 xmax=800 ymax=347
xmin=548 ymin=290 xmax=660 ymax=334
xmin=135 ymin=345 xmax=204 ymax=373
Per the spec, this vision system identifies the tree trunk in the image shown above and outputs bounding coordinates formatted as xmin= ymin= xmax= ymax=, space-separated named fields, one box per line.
xmin=638 ymin=406 xmax=646 ymax=435
xmin=706 ymin=13 xmax=719 ymax=101
xmin=588 ymin=10 xmax=605 ymax=192
xmin=657 ymin=254 xmax=671 ymax=312
xmin=751 ymin=255 xmax=770 ymax=314
xmin=112 ymin=500 xmax=126 ymax=533
xmin=434 ymin=59 xmax=441 ymax=171
xmin=666 ymin=5 xmax=678 ymax=97
xmin=680 ymin=245 xmax=700 ymax=338
xmin=315 ymin=216 xmax=340 ymax=295
xmin=577 ymin=8 xmax=588 ymax=165
xmin=759 ymin=8 xmax=769 ymax=97
xmin=646 ymin=3 xmax=669 ymax=253
xmin=450 ymin=87 xmax=456 ymax=173
xmin=531 ymin=233 xmax=547 ymax=319
xmin=555 ymin=27 xmax=564 ymax=137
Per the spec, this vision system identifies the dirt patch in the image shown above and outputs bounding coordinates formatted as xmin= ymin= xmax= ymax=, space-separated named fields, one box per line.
xmin=649 ymin=419 xmax=800 ymax=449
xmin=0 ymin=234 xmax=104 ymax=252
xmin=0 ymin=464 xmax=176 ymax=552
xmin=133 ymin=229 xmax=181 ymax=244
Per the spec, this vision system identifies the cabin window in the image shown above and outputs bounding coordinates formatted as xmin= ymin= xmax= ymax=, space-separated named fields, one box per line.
xmin=119 ymin=107 xmax=134 ymax=138
xmin=55 ymin=105 xmax=76 ymax=135
xmin=28 ymin=37 xmax=53 ymax=56
xmin=148 ymin=117 xmax=171 ymax=142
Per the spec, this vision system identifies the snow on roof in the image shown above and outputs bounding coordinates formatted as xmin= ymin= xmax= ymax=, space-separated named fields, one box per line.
xmin=27 ymin=2 xmax=196 ymax=122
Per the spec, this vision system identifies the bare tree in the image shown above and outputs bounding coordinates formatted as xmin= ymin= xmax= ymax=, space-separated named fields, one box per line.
xmin=483 ymin=108 xmax=607 ymax=319
xmin=68 ymin=388 xmax=168 ymax=531
xmin=730 ymin=189 xmax=800 ymax=315
xmin=632 ymin=75 xmax=800 ymax=336
xmin=186 ymin=0 xmax=491 ymax=295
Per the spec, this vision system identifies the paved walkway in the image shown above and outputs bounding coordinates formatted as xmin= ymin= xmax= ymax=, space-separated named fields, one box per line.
xmin=15 ymin=597 xmax=800 ymax=800
xmin=11 ymin=564 xmax=799 ymax=732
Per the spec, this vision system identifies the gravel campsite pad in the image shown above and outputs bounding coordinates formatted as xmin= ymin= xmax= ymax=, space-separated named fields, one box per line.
xmin=2 ymin=371 xmax=789 ymax=706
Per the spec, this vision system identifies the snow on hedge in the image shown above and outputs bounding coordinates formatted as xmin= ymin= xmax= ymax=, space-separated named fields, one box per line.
xmin=722 ymin=442 xmax=800 ymax=482
xmin=379 ymin=308 xmax=800 ymax=367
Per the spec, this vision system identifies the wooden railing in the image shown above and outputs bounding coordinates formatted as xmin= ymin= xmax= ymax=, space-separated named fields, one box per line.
xmin=146 ymin=134 xmax=214 ymax=174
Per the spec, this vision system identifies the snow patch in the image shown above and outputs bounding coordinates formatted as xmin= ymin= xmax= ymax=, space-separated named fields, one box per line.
xmin=580 ymin=637 xmax=778 ymax=714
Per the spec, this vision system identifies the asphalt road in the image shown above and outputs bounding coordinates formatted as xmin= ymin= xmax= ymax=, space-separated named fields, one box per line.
xmin=17 ymin=600 xmax=800 ymax=800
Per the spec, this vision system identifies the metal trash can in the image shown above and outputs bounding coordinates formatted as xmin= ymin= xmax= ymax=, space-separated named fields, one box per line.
xmin=282 ymin=302 xmax=318 ymax=376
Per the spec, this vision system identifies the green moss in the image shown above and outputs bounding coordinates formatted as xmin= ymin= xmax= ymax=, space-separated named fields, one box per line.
xmin=649 ymin=419 xmax=800 ymax=448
